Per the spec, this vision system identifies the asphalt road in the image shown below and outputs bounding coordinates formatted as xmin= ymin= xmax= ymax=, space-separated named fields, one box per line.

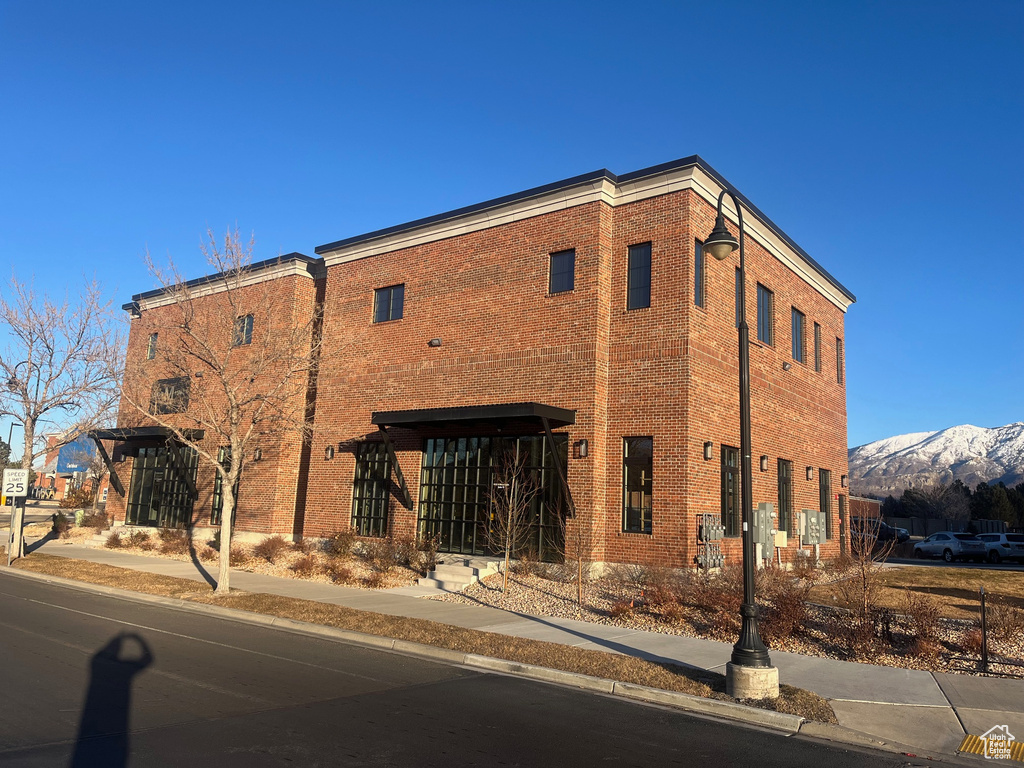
xmin=0 ymin=575 xmax=927 ymax=768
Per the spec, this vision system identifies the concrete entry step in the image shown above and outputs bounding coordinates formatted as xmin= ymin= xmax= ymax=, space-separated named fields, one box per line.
xmin=418 ymin=555 xmax=502 ymax=592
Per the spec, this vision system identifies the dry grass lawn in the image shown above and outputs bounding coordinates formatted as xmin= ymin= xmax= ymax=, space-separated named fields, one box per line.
xmin=9 ymin=553 xmax=834 ymax=723
xmin=810 ymin=564 xmax=1024 ymax=621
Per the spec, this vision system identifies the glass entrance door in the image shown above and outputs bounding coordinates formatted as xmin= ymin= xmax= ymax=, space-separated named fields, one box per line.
xmin=125 ymin=444 xmax=198 ymax=528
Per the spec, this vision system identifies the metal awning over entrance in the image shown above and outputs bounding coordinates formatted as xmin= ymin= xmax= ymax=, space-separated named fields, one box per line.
xmin=371 ymin=402 xmax=575 ymax=432
xmin=87 ymin=427 xmax=205 ymax=500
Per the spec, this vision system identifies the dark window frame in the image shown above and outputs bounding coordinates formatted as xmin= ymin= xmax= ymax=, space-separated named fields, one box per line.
xmin=778 ymin=459 xmax=794 ymax=535
xmin=721 ymin=445 xmax=740 ymax=537
xmin=549 ymin=249 xmax=575 ymax=294
xmin=211 ymin=446 xmax=240 ymax=525
xmin=626 ymin=242 xmax=652 ymax=310
xmin=232 ymin=314 xmax=254 ymax=347
xmin=146 ymin=332 xmax=158 ymax=360
xmin=814 ymin=322 xmax=822 ymax=372
xmin=791 ymin=307 xmax=805 ymax=363
xmin=756 ymin=283 xmax=774 ymax=345
xmin=150 ymin=377 xmax=190 ymax=415
xmin=373 ymin=284 xmax=405 ymax=324
xmin=622 ymin=437 xmax=653 ymax=534
xmin=694 ymin=239 xmax=705 ymax=308
xmin=836 ymin=337 xmax=844 ymax=384
xmin=352 ymin=442 xmax=391 ymax=537
xmin=820 ymin=468 xmax=833 ymax=539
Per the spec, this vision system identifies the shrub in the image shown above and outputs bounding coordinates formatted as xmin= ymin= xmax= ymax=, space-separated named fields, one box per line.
xmin=81 ymin=512 xmax=108 ymax=529
xmin=157 ymin=528 xmax=190 ymax=555
xmin=197 ymin=547 xmax=217 ymax=563
xmin=229 ymin=545 xmax=250 ymax=566
xmin=59 ymin=487 xmax=95 ymax=509
xmin=660 ymin=602 xmax=689 ymax=623
xmin=291 ymin=554 xmax=321 ymax=577
xmin=126 ymin=530 xmax=151 ymax=549
xmin=416 ymin=534 xmax=440 ymax=574
xmin=961 ymin=628 xmax=984 ymax=655
xmin=511 ymin=548 xmax=541 ymax=577
xmin=986 ymin=602 xmax=1024 ymax=643
xmin=209 ymin=529 xmax=222 ymax=552
xmin=362 ymin=537 xmax=400 ymax=573
xmin=392 ymin=534 xmax=418 ymax=568
xmin=790 ymin=554 xmax=819 ymax=582
xmin=757 ymin=570 xmax=810 ymax=645
xmin=324 ymin=529 xmax=357 ymax=558
xmin=909 ymin=636 xmax=941 ymax=660
xmin=51 ymin=512 xmax=72 ymax=539
xmin=104 ymin=531 xmax=123 ymax=549
xmin=253 ymin=535 xmax=290 ymax=563
xmin=902 ymin=590 xmax=941 ymax=642
xmin=364 ymin=571 xmax=386 ymax=589
xmin=291 ymin=538 xmax=313 ymax=555
xmin=609 ymin=599 xmax=636 ymax=619
xmin=325 ymin=562 xmax=353 ymax=584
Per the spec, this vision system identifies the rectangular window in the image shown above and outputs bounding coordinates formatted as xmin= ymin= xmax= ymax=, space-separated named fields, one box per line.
xmin=694 ymin=239 xmax=705 ymax=307
xmin=211 ymin=446 xmax=239 ymax=525
xmin=836 ymin=337 xmax=844 ymax=384
xmin=756 ymin=284 xmax=773 ymax=345
xmin=622 ymin=437 xmax=652 ymax=533
xmin=373 ymin=284 xmax=405 ymax=323
xmin=721 ymin=445 xmax=740 ymax=536
xmin=814 ymin=322 xmax=822 ymax=372
xmin=352 ymin=442 xmax=390 ymax=537
xmin=820 ymin=468 xmax=833 ymax=539
xmin=778 ymin=459 xmax=794 ymax=535
xmin=150 ymin=377 xmax=190 ymax=414
xmin=626 ymin=242 xmax=651 ymax=310
xmin=791 ymin=308 xmax=805 ymax=363
xmin=232 ymin=314 xmax=253 ymax=346
xmin=147 ymin=333 xmax=158 ymax=360
xmin=549 ymin=249 xmax=575 ymax=294
xmin=735 ymin=268 xmax=742 ymax=328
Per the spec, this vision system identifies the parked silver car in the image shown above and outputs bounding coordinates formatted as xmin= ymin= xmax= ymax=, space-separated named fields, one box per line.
xmin=913 ymin=532 xmax=987 ymax=563
xmin=977 ymin=533 xmax=1024 ymax=564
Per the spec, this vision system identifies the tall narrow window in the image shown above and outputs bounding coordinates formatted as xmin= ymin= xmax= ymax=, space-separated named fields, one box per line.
xmin=778 ymin=459 xmax=794 ymax=535
xmin=836 ymin=337 xmax=844 ymax=384
xmin=756 ymin=284 xmax=773 ymax=345
xmin=626 ymin=242 xmax=651 ymax=310
xmin=373 ymin=284 xmax=405 ymax=323
xmin=146 ymin=333 xmax=158 ymax=360
xmin=735 ymin=268 xmax=742 ymax=328
xmin=549 ymin=249 xmax=575 ymax=294
xmin=232 ymin=314 xmax=253 ymax=346
xmin=791 ymin=308 xmax=805 ymax=363
xmin=352 ymin=442 xmax=390 ymax=537
xmin=814 ymin=322 xmax=822 ymax=372
xmin=211 ymin=446 xmax=239 ymax=525
xmin=820 ymin=468 xmax=833 ymax=539
xmin=622 ymin=437 xmax=652 ymax=533
xmin=721 ymin=445 xmax=740 ymax=536
xmin=694 ymin=239 xmax=705 ymax=307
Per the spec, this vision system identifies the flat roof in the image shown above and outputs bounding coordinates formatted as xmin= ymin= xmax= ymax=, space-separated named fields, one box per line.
xmin=315 ymin=155 xmax=855 ymax=304
xmin=372 ymin=402 xmax=576 ymax=431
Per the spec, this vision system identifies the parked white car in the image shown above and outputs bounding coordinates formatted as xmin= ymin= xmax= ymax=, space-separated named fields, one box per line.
xmin=976 ymin=533 xmax=1024 ymax=564
xmin=913 ymin=532 xmax=987 ymax=563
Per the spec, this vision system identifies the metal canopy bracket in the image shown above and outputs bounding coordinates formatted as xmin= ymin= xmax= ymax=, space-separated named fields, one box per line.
xmin=377 ymin=426 xmax=413 ymax=510
xmin=164 ymin=440 xmax=198 ymax=500
xmin=541 ymin=416 xmax=576 ymax=518
xmin=89 ymin=434 xmax=125 ymax=497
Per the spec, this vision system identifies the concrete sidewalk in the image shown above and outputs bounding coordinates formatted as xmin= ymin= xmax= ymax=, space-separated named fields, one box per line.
xmin=22 ymin=538 xmax=1024 ymax=759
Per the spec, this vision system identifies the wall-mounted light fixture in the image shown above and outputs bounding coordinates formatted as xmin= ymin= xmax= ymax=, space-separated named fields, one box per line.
xmin=573 ymin=439 xmax=589 ymax=459
xmin=782 ymin=361 xmax=792 ymax=371
xmin=253 ymin=448 xmax=262 ymax=462
xmin=703 ymin=441 xmax=714 ymax=461
xmin=427 ymin=338 xmax=442 ymax=347
xmin=760 ymin=455 xmax=768 ymax=472
xmin=841 ymin=474 xmax=848 ymax=488
xmin=806 ymin=466 xmax=814 ymax=481
xmin=325 ymin=445 xmax=335 ymax=460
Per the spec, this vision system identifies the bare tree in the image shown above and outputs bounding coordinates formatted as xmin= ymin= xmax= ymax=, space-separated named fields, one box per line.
xmin=559 ymin=505 xmax=593 ymax=607
xmin=0 ymin=276 xmax=123 ymax=514
xmin=838 ymin=518 xmax=898 ymax=647
xmin=486 ymin=443 xmax=540 ymax=593
xmin=119 ymin=229 xmax=323 ymax=594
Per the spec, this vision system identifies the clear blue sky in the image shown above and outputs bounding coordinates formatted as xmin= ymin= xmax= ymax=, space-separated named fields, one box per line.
xmin=1 ymin=0 xmax=1021 ymax=449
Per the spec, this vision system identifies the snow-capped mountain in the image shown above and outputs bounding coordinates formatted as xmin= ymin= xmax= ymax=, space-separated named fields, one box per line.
xmin=848 ymin=422 xmax=1024 ymax=497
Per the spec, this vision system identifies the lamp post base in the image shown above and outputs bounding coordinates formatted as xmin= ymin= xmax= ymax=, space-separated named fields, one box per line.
xmin=726 ymin=662 xmax=780 ymax=700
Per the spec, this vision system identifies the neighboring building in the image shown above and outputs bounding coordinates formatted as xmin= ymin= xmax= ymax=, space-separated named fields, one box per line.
xmin=33 ymin=433 xmax=110 ymax=503
xmin=105 ymin=156 xmax=855 ymax=568
xmin=849 ymin=495 xmax=882 ymax=520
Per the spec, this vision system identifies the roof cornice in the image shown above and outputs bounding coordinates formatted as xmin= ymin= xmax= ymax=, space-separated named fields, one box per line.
xmin=315 ymin=156 xmax=856 ymax=310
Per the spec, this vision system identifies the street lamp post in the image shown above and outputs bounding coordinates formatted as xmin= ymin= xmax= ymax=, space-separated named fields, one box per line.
xmin=702 ymin=189 xmax=779 ymax=699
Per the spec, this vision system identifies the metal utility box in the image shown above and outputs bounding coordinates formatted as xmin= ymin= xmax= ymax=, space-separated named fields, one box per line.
xmin=753 ymin=502 xmax=776 ymax=551
xmin=802 ymin=508 xmax=826 ymax=544
xmin=698 ymin=513 xmax=724 ymax=542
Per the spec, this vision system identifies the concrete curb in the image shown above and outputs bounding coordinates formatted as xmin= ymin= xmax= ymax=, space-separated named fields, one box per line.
xmin=0 ymin=565 xmax=933 ymax=751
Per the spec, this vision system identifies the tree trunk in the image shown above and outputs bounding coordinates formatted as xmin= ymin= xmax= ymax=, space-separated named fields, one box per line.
xmin=216 ymin=479 xmax=235 ymax=594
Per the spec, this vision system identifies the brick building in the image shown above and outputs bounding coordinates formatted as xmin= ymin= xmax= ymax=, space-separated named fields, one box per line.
xmin=105 ymin=156 xmax=855 ymax=568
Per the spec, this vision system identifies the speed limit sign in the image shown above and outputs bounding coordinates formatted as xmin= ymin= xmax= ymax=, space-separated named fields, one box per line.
xmin=3 ymin=468 xmax=29 ymax=499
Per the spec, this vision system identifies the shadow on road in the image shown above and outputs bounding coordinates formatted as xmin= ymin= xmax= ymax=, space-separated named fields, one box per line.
xmin=25 ymin=529 xmax=56 ymax=554
xmin=69 ymin=633 xmax=153 ymax=768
